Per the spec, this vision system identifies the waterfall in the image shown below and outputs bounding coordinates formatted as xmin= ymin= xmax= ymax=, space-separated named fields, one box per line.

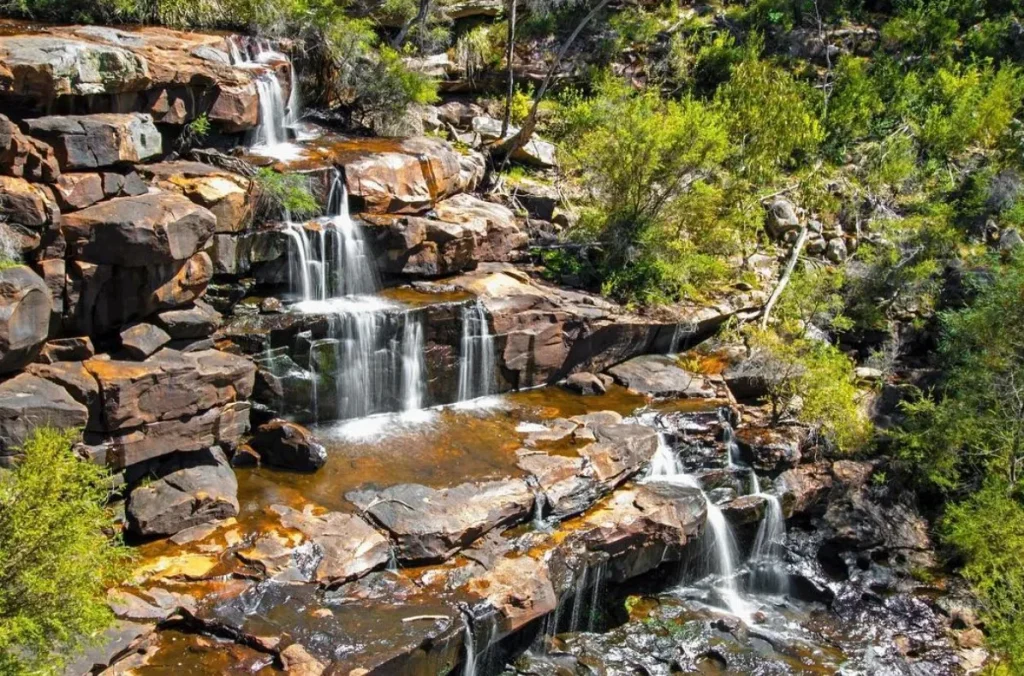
xmin=462 ymin=615 xmax=477 ymax=676
xmin=456 ymin=302 xmax=496 ymax=402
xmin=285 ymin=66 xmax=303 ymax=128
xmin=253 ymin=71 xmax=287 ymax=147
xmin=720 ymin=411 xmax=740 ymax=469
xmin=401 ymin=316 xmax=426 ymax=413
xmin=750 ymin=471 xmax=788 ymax=594
xmin=644 ymin=436 xmax=748 ymax=618
xmin=326 ymin=173 xmax=379 ymax=297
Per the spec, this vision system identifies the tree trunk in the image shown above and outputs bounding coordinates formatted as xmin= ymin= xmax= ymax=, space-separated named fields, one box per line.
xmin=500 ymin=0 xmax=517 ymax=138
xmin=391 ymin=0 xmax=433 ymax=50
xmin=496 ymin=0 xmax=612 ymax=169
xmin=759 ymin=226 xmax=810 ymax=329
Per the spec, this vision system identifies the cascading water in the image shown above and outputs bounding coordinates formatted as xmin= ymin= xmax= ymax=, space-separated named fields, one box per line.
xmin=750 ymin=474 xmax=788 ymax=594
xmin=720 ymin=411 xmax=740 ymax=469
xmin=253 ymin=72 xmax=288 ymax=147
xmin=462 ymin=614 xmax=477 ymax=676
xmin=456 ymin=301 xmax=496 ymax=403
xmin=401 ymin=317 xmax=427 ymax=413
xmin=645 ymin=434 xmax=748 ymax=618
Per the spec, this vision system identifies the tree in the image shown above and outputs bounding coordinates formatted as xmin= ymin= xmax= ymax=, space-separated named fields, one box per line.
xmin=0 ymin=428 xmax=130 ymax=675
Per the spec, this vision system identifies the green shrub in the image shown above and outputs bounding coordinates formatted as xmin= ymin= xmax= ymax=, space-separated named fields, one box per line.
xmin=0 ymin=428 xmax=130 ymax=675
xmin=254 ymin=168 xmax=320 ymax=219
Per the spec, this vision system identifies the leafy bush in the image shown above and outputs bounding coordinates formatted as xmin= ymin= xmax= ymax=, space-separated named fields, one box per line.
xmin=254 ymin=168 xmax=320 ymax=219
xmin=0 ymin=428 xmax=130 ymax=675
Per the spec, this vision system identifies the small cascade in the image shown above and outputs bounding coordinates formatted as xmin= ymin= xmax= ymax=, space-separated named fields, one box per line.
xmin=586 ymin=561 xmax=607 ymax=631
xmin=667 ymin=318 xmax=697 ymax=354
xmin=644 ymin=436 xmax=747 ymax=618
xmin=462 ymin=614 xmax=477 ymax=676
xmin=750 ymin=475 xmax=788 ymax=594
xmin=720 ymin=411 xmax=740 ymax=469
xmin=456 ymin=302 xmax=496 ymax=402
xmin=400 ymin=316 xmax=426 ymax=413
xmin=528 ymin=478 xmax=550 ymax=531
xmin=326 ymin=174 xmax=379 ymax=297
xmin=253 ymin=71 xmax=288 ymax=147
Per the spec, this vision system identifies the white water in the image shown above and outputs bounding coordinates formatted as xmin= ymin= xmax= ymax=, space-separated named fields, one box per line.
xmin=462 ymin=615 xmax=477 ymax=676
xmin=751 ymin=479 xmax=789 ymax=594
xmin=645 ymin=435 xmax=750 ymax=619
xmin=253 ymin=72 xmax=287 ymax=147
xmin=401 ymin=317 xmax=426 ymax=413
xmin=456 ymin=301 xmax=496 ymax=403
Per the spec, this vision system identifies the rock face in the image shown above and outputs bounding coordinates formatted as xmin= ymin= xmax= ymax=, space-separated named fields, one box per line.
xmin=0 ymin=266 xmax=53 ymax=373
xmin=125 ymin=446 xmax=239 ymax=538
xmin=271 ymin=504 xmax=390 ymax=584
xmin=23 ymin=113 xmax=162 ymax=170
xmin=347 ymin=479 xmax=534 ymax=564
xmin=249 ymin=420 xmax=326 ymax=471
xmin=83 ymin=349 xmax=255 ymax=467
xmin=0 ymin=114 xmax=59 ymax=182
xmin=62 ymin=193 xmax=216 ymax=266
xmin=0 ymin=372 xmax=88 ymax=464
xmin=0 ymin=27 xmax=274 ymax=132
xmin=120 ymin=323 xmax=171 ymax=359
xmin=607 ymin=354 xmax=716 ymax=398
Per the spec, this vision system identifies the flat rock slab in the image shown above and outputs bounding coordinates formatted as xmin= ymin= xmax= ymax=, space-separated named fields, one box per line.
xmin=270 ymin=504 xmax=390 ymax=585
xmin=120 ymin=322 xmax=171 ymax=360
xmin=346 ymin=479 xmax=535 ymax=564
xmin=607 ymin=355 xmax=716 ymax=398
xmin=0 ymin=372 xmax=87 ymax=464
xmin=24 ymin=113 xmax=161 ymax=170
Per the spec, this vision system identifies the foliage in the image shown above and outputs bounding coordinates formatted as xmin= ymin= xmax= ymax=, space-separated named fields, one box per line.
xmin=0 ymin=428 xmax=130 ymax=675
xmin=555 ymin=75 xmax=731 ymax=303
xmin=254 ymin=168 xmax=320 ymax=219
xmin=943 ymin=481 xmax=1024 ymax=671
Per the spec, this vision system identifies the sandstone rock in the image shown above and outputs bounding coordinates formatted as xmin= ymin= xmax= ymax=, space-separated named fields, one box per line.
xmin=120 ymin=323 xmax=172 ymax=360
xmin=436 ymin=100 xmax=484 ymax=127
xmin=766 ymin=198 xmax=800 ymax=238
xmin=512 ymin=137 xmax=557 ymax=169
xmin=106 ymin=587 xmax=196 ymax=622
xmin=560 ymin=372 xmax=607 ymax=396
xmin=578 ymin=424 xmax=661 ymax=490
xmin=250 ymin=420 xmax=326 ymax=472
xmin=722 ymin=362 xmax=770 ymax=401
xmin=607 ymin=355 xmax=715 ymax=398
xmin=0 ymin=373 xmax=88 ymax=464
xmin=280 ymin=644 xmax=326 ymax=676
xmin=52 ymin=173 xmax=105 ymax=211
xmin=271 ymin=504 xmax=390 ymax=584
xmin=0 ymin=265 xmax=52 ymax=373
xmin=168 ymin=174 xmax=251 ymax=234
xmin=826 ymin=237 xmax=848 ymax=263
xmin=776 ymin=462 xmax=833 ymax=518
xmin=126 ymin=446 xmax=239 ymax=538
xmin=23 ymin=113 xmax=162 ymax=170
xmin=735 ymin=426 xmax=804 ymax=472
xmin=0 ymin=114 xmax=59 ymax=182
xmin=65 ymin=252 xmax=214 ymax=336
xmin=62 ymin=194 xmax=216 ymax=266
xmin=347 ymin=479 xmax=534 ymax=564
xmin=433 ymin=193 xmax=526 ymax=261
xmin=0 ymin=35 xmax=149 ymax=100
xmin=153 ymin=300 xmax=222 ymax=339
xmin=36 ymin=336 xmax=95 ymax=363
xmin=0 ymin=174 xmax=58 ymax=229
xmin=84 ymin=348 xmax=255 ymax=432
xmin=720 ymin=494 xmax=767 ymax=526
xmin=25 ymin=360 xmax=100 ymax=418
xmin=466 ymin=554 xmax=557 ymax=632
xmin=517 ymin=451 xmax=597 ymax=519
xmin=102 ymin=170 xmax=148 ymax=198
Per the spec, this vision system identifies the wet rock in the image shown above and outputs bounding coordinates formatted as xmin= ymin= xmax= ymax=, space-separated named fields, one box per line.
xmin=0 ymin=114 xmax=59 ymax=182
xmin=517 ymin=451 xmax=598 ymax=519
xmin=153 ymin=300 xmax=222 ymax=339
xmin=35 ymin=336 xmax=95 ymax=363
xmin=0 ymin=373 xmax=88 ymax=465
xmin=467 ymin=554 xmax=559 ymax=633
xmin=125 ymin=446 xmax=239 ymax=538
xmin=62 ymin=193 xmax=216 ymax=266
xmin=271 ymin=504 xmax=391 ymax=585
xmin=776 ymin=462 xmax=833 ymax=517
xmin=23 ymin=113 xmax=162 ymax=170
xmin=0 ymin=265 xmax=52 ymax=373
xmin=577 ymin=424 xmax=660 ymax=490
xmin=280 ymin=644 xmax=326 ymax=676
xmin=250 ymin=420 xmax=326 ymax=472
xmin=560 ymin=371 xmax=607 ymax=395
xmin=107 ymin=587 xmax=196 ymax=621
xmin=607 ymin=355 xmax=715 ymax=398
xmin=735 ymin=425 xmax=804 ymax=472
xmin=120 ymin=322 xmax=172 ymax=360
xmin=347 ymin=479 xmax=534 ymax=564
xmin=720 ymin=494 xmax=767 ymax=526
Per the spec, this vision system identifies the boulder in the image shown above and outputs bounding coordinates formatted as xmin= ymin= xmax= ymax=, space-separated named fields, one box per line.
xmin=0 ymin=373 xmax=88 ymax=464
xmin=153 ymin=300 xmax=222 ymax=339
xmin=433 ymin=193 xmax=526 ymax=261
xmin=62 ymin=194 xmax=216 ymax=266
xmin=512 ymin=137 xmax=557 ymax=169
xmin=36 ymin=336 xmax=95 ymax=363
xmin=0 ymin=265 xmax=52 ymax=373
xmin=577 ymin=424 xmax=661 ymax=490
xmin=120 ymin=323 xmax=172 ymax=360
xmin=0 ymin=114 xmax=59 ymax=182
xmin=766 ymin=198 xmax=800 ymax=238
xmin=735 ymin=425 xmax=804 ymax=472
xmin=101 ymin=171 xmax=148 ymax=198
xmin=23 ymin=113 xmax=162 ymax=170
xmin=517 ymin=451 xmax=598 ymax=519
xmin=51 ymin=173 xmax=105 ymax=211
xmin=64 ymin=252 xmax=215 ymax=336
xmin=164 ymin=174 xmax=251 ymax=234
xmin=826 ymin=237 xmax=848 ymax=263
xmin=607 ymin=355 xmax=716 ymax=398
xmin=0 ymin=35 xmax=150 ymax=100
xmin=125 ymin=446 xmax=239 ymax=538
xmin=720 ymin=494 xmax=767 ymax=526
xmin=776 ymin=462 xmax=833 ymax=518
xmin=560 ymin=372 xmax=607 ymax=396
xmin=0 ymin=174 xmax=59 ymax=229
xmin=271 ymin=504 xmax=390 ymax=584
xmin=249 ymin=420 xmax=326 ymax=472
xmin=346 ymin=479 xmax=534 ymax=564
xmin=84 ymin=348 xmax=255 ymax=432
xmin=25 ymin=360 xmax=101 ymax=418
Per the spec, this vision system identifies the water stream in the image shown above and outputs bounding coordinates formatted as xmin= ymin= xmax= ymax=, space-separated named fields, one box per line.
xmin=456 ymin=301 xmax=496 ymax=403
